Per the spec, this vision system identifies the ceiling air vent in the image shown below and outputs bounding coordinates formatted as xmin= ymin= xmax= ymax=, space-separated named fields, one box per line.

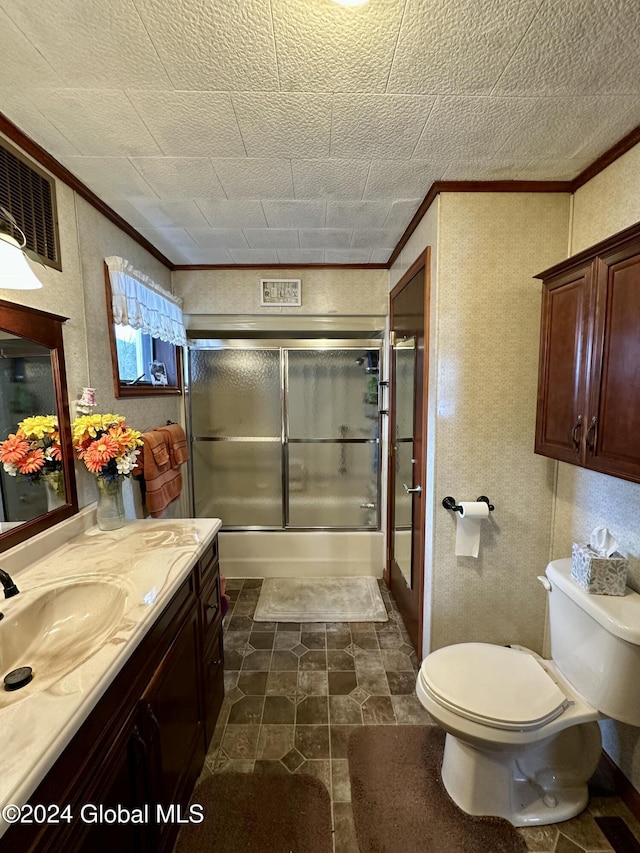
xmin=0 ymin=139 xmax=61 ymax=270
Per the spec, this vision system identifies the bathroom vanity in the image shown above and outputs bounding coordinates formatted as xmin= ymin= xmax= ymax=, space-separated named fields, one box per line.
xmin=0 ymin=515 xmax=224 ymax=853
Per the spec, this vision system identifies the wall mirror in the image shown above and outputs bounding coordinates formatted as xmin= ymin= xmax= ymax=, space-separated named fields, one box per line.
xmin=0 ymin=298 xmax=78 ymax=552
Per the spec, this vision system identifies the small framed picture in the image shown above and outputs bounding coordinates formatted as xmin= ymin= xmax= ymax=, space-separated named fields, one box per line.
xmin=260 ymin=279 xmax=301 ymax=307
xmin=149 ymin=361 xmax=168 ymax=386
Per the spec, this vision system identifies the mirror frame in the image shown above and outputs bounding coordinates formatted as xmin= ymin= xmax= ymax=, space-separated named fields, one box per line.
xmin=0 ymin=297 xmax=78 ymax=552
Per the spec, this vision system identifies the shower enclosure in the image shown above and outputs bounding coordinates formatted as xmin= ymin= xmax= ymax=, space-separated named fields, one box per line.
xmin=187 ymin=339 xmax=383 ymax=531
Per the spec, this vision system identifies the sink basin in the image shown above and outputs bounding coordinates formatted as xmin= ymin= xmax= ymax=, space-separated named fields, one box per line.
xmin=0 ymin=579 xmax=128 ymax=698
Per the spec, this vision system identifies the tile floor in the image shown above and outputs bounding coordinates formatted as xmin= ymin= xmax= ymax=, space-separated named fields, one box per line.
xmin=197 ymin=578 xmax=640 ymax=853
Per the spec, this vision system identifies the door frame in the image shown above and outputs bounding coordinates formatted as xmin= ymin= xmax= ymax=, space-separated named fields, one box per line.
xmin=385 ymin=248 xmax=430 ymax=655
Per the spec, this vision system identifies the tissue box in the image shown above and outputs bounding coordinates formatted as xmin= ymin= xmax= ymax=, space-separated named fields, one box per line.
xmin=571 ymin=542 xmax=628 ymax=595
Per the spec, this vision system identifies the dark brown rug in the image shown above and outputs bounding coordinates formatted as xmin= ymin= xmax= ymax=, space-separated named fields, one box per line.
xmin=348 ymin=726 xmax=527 ymax=853
xmin=174 ymin=771 xmax=332 ymax=853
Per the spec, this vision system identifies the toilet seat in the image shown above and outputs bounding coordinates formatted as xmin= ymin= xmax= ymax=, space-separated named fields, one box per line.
xmin=419 ymin=643 xmax=570 ymax=731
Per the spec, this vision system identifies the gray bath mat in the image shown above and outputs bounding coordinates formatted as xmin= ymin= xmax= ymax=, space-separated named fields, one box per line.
xmin=253 ymin=576 xmax=388 ymax=622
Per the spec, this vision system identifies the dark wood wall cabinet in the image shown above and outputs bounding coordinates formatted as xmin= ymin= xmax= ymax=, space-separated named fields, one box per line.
xmin=4 ymin=536 xmax=224 ymax=853
xmin=535 ymin=221 xmax=640 ymax=484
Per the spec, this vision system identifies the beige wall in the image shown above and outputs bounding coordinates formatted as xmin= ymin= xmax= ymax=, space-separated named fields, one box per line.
xmin=174 ymin=267 xmax=388 ymax=317
xmin=552 ymin=142 xmax=640 ymax=791
xmin=0 ymin=132 xmax=181 ymax=516
xmin=390 ymin=192 xmax=570 ymax=656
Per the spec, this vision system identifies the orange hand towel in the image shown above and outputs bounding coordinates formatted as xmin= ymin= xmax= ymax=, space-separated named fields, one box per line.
xmin=154 ymin=422 xmax=189 ymax=468
xmin=134 ymin=431 xmax=182 ymax=518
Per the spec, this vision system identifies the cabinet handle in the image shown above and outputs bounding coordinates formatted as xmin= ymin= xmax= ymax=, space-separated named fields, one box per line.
xmin=146 ymin=703 xmax=161 ymax=742
xmin=571 ymin=414 xmax=583 ymax=449
xmin=207 ymin=602 xmax=219 ymax=615
xmin=586 ymin=416 xmax=597 ymax=452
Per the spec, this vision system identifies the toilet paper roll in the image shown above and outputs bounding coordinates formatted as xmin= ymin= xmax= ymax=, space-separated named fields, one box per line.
xmin=455 ymin=501 xmax=490 ymax=558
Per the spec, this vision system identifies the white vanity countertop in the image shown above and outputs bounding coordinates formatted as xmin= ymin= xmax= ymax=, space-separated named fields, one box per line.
xmin=0 ymin=516 xmax=221 ymax=838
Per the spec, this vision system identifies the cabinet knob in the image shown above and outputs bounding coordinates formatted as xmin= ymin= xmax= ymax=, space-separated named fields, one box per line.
xmin=207 ymin=602 xmax=219 ymax=614
xmin=586 ymin=416 xmax=597 ymax=451
xmin=571 ymin=415 xmax=583 ymax=450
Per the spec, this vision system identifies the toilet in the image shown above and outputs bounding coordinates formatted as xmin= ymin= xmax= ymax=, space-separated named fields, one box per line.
xmin=415 ymin=557 xmax=640 ymax=826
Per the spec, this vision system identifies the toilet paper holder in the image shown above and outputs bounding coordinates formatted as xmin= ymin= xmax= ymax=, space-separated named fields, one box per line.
xmin=442 ymin=496 xmax=495 ymax=513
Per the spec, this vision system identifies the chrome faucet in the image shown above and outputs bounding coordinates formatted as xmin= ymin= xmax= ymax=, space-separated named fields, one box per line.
xmin=0 ymin=569 xmax=19 ymax=599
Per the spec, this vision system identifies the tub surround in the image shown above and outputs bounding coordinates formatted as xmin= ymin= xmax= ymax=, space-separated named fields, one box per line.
xmin=0 ymin=514 xmax=221 ymax=840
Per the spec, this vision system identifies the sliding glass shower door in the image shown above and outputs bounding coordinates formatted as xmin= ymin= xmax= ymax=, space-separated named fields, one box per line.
xmin=188 ymin=340 xmax=382 ymax=530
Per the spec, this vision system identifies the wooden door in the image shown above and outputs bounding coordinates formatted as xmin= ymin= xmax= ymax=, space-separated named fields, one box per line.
xmin=587 ymin=247 xmax=640 ymax=482
xmin=386 ymin=250 xmax=429 ymax=655
xmin=535 ymin=262 xmax=594 ymax=464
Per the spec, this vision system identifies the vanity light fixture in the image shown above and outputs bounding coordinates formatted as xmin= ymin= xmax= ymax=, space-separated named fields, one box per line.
xmin=0 ymin=206 xmax=44 ymax=290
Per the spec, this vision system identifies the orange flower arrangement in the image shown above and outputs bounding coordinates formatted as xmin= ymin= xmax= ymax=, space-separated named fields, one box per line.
xmin=0 ymin=415 xmax=62 ymax=482
xmin=72 ymin=414 xmax=142 ymax=482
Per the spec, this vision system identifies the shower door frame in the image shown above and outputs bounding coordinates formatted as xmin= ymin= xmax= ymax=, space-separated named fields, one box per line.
xmin=186 ymin=338 xmax=384 ymax=532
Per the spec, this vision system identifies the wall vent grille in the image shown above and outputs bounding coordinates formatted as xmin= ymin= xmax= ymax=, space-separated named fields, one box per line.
xmin=0 ymin=139 xmax=61 ymax=270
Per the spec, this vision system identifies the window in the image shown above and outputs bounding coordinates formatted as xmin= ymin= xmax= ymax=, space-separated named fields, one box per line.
xmin=104 ymin=258 xmax=185 ymax=397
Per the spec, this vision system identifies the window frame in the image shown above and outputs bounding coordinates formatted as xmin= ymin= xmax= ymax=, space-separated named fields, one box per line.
xmin=103 ymin=262 xmax=183 ymax=398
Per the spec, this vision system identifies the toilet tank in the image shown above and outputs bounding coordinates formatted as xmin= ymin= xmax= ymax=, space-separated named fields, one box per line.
xmin=546 ymin=558 xmax=640 ymax=727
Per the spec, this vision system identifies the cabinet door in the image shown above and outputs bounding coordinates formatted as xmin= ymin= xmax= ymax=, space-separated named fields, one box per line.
xmin=587 ymin=249 xmax=640 ymax=482
xmin=141 ymin=608 xmax=204 ymax=853
xmin=535 ymin=263 xmax=594 ymax=463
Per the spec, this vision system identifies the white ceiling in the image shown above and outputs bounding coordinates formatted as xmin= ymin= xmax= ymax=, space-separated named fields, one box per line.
xmin=1 ymin=0 xmax=640 ymax=266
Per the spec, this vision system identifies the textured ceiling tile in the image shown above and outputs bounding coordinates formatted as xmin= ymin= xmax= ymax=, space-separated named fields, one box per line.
xmin=413 ymin=96 xmax=537 ymax=160
xmin=441 ymin=158 xmax=530 ymax=180
xmin=129 ymin=158 xmax=226 ymax=200
xmin=138 ymin=227 xmax=197 ymax=248
xmin=196 ymin=199 xmax=268 ymax=229
xmin=130 ymin=199 xmax=209 ymax=228
xmin=494 ymin=0 xmax=640 ymax=95
xmin=271 ymin=0 xmax=405 ymax=93
xmin=495 ymin=96 xmax=640 ymax=160
xmin=229 ymin=248 xmax=280 ymax=263
xmin=178 ymin=248 xmax=234 ymax=264
xmin=64 ymin=157 xmax=157 ymax=199
xmin=2 ymin=0 xmax=171 ymax=88
xmin=243 ymin=229 xmax=299 ymax=249
xmin=292 ymin=159 xmax=370 ymax=200
xmin=370 ymin=248 xmax=393 ymax=264
xmin=351 ymin=229 xmax=400 ymax=249
xmin=262 ymin=201 xmax=326 ymax=229
xmin=387 ymin=0 xmax=540 ymax=94
xmin=325 ymin=249 xmax=373 ymax=264
xmin=276 ymin=249 xmax=325 ymax=264
xmin=187 ymin=229 xmax=249 ymax=249
xmin=518 ymin=158 xmax=590 ymax=181
xmin=211 ymin=158 xmax=294 ymax=199
xmin=0 ymin=90 xmax=79 ymax=158
xmin=0 ymin=8 xmax=64 ymax=87
xmin=331 ymin=95 xmax=435 ymax=159
xmin=232 ymin=93 xmax=332 ymax=158
xmin=134 ymin=0 xmax=279 ymax=91
xmin=383 ymin=200 xmax=422 ymax=232
xmin=364 ymin=160 xmax=443 ymax=200
xmin=102 ymin=199 xmax=155 ymax=229
xmin=26 ymin=89 xmax=161 ymax=157
xmin=128 ymin=90 xmax=245 ymax=157
xmin=326 ymin=201 xmax=391 ymax=230
xmin=299 ymin=229 xmax=352 ymax=249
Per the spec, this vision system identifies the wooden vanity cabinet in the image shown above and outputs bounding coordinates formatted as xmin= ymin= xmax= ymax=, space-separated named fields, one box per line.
xmin=535 ymin=224 xmax=640 ymax=484
xmin=3 ymin=534 xmax=224 ymax=853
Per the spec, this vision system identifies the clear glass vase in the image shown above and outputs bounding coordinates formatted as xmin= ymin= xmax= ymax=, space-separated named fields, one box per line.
xmin=96 ymin=477 xmax=125 ymax=531
xmin=42 ymin=469 xmax=66 ymax=511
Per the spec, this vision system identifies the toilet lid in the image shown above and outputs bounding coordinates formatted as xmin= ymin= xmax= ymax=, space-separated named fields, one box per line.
xmin=419 ymin=643 xmax=569 ymax=731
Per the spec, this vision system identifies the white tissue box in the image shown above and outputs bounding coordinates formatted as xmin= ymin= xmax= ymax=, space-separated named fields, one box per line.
xmin=571 ymin=542 xmax=628 ymax=595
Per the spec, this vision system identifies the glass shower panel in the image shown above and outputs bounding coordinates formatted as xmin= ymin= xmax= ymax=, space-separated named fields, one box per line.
xmin=287 ymin=349 xmax=379 ymax=440
xmin=192 ymin=440 xmax=282 ymax=527
xmin=288 ymin=443 xmax=378 ymax=528
xmin=190 ymin=349 xmax=281 ymax=437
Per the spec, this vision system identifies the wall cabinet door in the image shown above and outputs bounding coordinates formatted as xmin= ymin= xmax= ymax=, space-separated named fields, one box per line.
xmin=587 ymin=248 xmax=640 ymax=481
xmin=535 ymin=262 xmax=593 ymax=464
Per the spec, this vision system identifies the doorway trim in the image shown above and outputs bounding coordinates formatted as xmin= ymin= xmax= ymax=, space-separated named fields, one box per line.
xmin=386 ymin=248 xmax=431 ymax=655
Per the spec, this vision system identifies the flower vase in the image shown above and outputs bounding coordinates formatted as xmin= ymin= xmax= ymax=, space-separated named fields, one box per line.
xmin=43 ymin=470 xmax=65 ymax=512
xmin=96 ymin=477 xmax=125 ymax=531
